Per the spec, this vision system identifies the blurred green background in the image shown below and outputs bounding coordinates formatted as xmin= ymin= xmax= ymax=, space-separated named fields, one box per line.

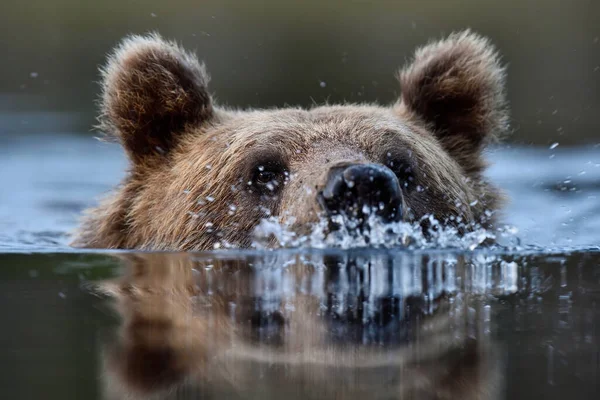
xmin=1 ymin=0 xmax=599 ymax=146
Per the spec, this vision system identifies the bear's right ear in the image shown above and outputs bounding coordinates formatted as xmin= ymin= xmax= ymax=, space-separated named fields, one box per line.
xmin=99 ymin=33 xmax=213 ymax=167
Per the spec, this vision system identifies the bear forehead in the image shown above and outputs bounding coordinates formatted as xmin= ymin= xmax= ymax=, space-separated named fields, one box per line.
xmin=185 ymin=105 xmax=442 ymax=161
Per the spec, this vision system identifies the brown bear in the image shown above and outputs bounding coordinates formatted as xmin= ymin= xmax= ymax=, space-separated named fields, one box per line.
xmin=72 ymin=30 xmax=509 ymax=251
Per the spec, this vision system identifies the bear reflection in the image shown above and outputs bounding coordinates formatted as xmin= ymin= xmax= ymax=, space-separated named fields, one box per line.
xmin=97 ymin=252 xmax=507 ymax=399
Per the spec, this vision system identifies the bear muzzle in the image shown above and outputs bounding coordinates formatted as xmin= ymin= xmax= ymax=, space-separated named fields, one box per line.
xmin=317 ymin=163 xmax=404 ymax=230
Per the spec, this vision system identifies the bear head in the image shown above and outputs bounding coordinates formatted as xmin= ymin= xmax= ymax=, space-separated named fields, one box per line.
xmin=73 ymin=30 xmax=509 ymax=250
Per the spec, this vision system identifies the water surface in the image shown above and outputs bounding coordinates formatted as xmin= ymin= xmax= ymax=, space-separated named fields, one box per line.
xmin=0 ymin=249 xmax=599 ymax=398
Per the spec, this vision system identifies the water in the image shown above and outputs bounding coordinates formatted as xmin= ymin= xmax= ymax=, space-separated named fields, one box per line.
xmin=1 ymin=249 xmax=599 ymax=398
xmin=1 ymin=132 xmax=600 ymax=398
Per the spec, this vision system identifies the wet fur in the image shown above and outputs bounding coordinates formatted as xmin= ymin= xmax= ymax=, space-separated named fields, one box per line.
xmin=73 ymin=30 xmax=509 ymax=251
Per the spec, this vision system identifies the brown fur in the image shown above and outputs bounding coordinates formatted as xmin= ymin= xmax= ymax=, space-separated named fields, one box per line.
xmin=97 ymin=253 xmax=502 ymax=399
xmin=72 ymin=30 xmax=509 ymax=251
xmin=397 ymin=30 xmax=508 ymax=175
xmin=98 ymin=33 xmax=214 ymax=165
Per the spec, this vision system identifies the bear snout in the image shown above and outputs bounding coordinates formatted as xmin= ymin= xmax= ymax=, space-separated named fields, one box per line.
xmin=317 ymin=163 xmax=404 ymax=228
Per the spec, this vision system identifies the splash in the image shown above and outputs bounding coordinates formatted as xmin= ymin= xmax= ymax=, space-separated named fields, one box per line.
xmin=250 ymin=211 xmax=520 ymax=251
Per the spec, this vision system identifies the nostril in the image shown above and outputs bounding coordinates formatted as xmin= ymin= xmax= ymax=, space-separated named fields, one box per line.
xmin=320 ymin=167 xmax=346 ymax=201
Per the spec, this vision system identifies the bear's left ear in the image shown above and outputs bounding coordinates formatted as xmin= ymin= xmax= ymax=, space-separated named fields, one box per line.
xmin=397 ymin=30 xmax=509 ymax=172
xmin=99 ymin=33 xmax=213 ymax=167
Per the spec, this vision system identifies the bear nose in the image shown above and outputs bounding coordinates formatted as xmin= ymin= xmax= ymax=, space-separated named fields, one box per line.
xmin=318 ymin=163 xmax=403 ymax=223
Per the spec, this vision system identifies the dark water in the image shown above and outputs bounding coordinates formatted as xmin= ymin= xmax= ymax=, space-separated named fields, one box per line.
xmin=0 ymin=250 xmax=599 ymax=399
xmin=1 ymin=132 xmax=600 ymax=398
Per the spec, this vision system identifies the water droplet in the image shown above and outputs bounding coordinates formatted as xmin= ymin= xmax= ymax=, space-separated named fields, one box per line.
xmin=319 ymin=81 xmax=327 ymax=88
xmin=549 ymin=142 xmax=559 ymax=149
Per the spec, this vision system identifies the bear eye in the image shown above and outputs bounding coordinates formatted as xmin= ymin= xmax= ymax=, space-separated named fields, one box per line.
xmin=256 ymin=170 xmax=277 ymax=185
xmin=250 ymin=163 xmax=287 ymax=194
xmin=384 ymin=152 xmax=416 ymax=190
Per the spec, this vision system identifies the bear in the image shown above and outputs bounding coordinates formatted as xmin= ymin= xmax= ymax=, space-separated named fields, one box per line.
xmin=72 ymin=29 xmax=509 ymax=251
xmin=96 ymin=252 xmax=502 ymax=399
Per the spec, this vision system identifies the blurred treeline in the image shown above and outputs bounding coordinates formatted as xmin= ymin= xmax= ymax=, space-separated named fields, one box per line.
xmin=0 ymin=0 xmax=598 ymax=146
